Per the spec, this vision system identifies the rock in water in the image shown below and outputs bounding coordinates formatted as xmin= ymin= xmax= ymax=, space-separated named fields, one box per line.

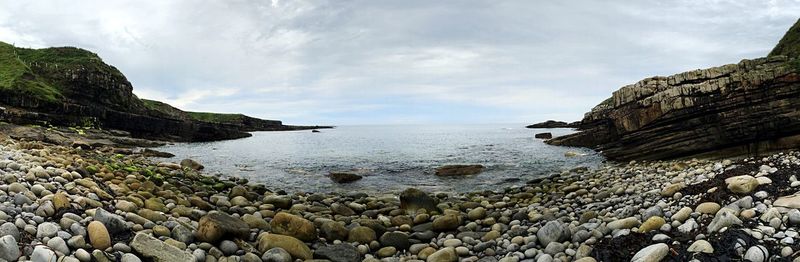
xmin=196 ymin=211 xmax=250 ymax=243
xmin=315 ymin=244 xmax=362 ymax=262
xmin=87 ymin=221 xmax=111 ymax=250
xmin=270 ymin=212 xmax=318 ymax=242
xmin=180 ymin=159 xmax=204 ymax=170
xmin=256 ymin=233 xmax=313 ymax=260
xmin=535 ymin=132 xmax=553 ymax=139
xmin=329 ymin=172 xmax=363 ymax=183
xmin=0 ymin=235 xmax=20 ymax=261
xmin=631 ymin=243 xmax=668 ymax=262
xmin=400 ymin=188 xmax=439 ymax=213
xmin=130 ymin=233 xmax=195 ymax=262
xmin=434 ymin=165 xmax=484 ymax=176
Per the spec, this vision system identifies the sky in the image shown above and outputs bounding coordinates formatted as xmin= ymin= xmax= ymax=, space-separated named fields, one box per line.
xmin=1 ymin=1 xmax=799 ymax=125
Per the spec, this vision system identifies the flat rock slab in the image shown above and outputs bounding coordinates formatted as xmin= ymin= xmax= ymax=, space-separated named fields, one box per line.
xmin=131 ymin=233 xmax=194 ymax=262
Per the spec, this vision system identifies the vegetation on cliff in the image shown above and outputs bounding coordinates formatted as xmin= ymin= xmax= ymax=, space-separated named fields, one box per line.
xmin=770 ymin=18 xmax=800 ymax=58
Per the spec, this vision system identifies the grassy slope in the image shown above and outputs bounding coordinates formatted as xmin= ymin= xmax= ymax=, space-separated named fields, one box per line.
xmin=770 ymin=18 xmax=800 ymax=58
xmin=186 ymin=111 xmax=247 ymax=123
xmin=0 ymin=42 xmax=62 ymax=102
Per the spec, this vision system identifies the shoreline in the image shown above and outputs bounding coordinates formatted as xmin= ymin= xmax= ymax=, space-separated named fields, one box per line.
xmin=0 ymin=136 xmax=798 ymax=262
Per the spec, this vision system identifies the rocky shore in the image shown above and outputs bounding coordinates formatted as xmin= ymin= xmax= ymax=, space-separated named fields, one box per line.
xmin=1 ymin=137 xmax=800 ymax=262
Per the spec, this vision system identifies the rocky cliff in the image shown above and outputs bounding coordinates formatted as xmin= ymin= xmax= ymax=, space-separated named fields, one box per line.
xmin=548 ymin=19 xmax=800 ymax=160
xmin=0 ymin=42 xmax=327 ymax=142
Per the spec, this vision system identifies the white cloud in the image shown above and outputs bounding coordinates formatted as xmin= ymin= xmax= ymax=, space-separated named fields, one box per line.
xmin=1 ymin=0 xmax=799 ymax=124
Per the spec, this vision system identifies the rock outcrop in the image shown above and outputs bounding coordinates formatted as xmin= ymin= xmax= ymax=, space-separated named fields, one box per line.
xmin=548 ymin=19 xmax=800 ymax=160
xmin=526 ymin=120 xmax=580 ymax=129
xmin=0 ymin=42 xmax=329 ymax=142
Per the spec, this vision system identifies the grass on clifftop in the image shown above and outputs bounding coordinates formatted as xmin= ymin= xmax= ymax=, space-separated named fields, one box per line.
xmin=0 ymin=42 xmax=62 ymax=102
xmin=187 ymin=112 xmax=247 ymax=123
xmin=770 ymin=18 xmax=800 ymax=58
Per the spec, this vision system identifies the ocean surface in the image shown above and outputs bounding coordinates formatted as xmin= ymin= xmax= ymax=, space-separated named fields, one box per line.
xmin=156 ymin=124 xmax=604 ymax=193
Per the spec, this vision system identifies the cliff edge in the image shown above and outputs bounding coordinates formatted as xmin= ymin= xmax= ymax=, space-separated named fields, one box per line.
xmin=0 ymin=42 xmax=328 ymax=142
xmin=548 ymin=19 xmax=800 ymax=160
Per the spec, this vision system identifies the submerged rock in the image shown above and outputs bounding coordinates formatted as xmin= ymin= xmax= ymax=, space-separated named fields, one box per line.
xmin=434 ymin=165 xmax=484 ymax=176
xmin=329 ymin=172 xmax=363 ymax=183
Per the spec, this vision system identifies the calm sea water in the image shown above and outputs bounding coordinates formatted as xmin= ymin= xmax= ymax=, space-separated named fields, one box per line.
xmin=156 ymin=125 xmax=603 ymax=193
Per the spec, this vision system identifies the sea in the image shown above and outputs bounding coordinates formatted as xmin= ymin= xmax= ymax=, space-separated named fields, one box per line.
xmin=156 ymin=124 xmax=604 ymax=193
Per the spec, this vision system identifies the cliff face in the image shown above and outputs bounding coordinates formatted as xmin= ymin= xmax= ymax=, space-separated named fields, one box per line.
xmin=0 ymin=42 xmax=319 ymax=142
xmin=548 ymin=20 xmax=800 ymax=160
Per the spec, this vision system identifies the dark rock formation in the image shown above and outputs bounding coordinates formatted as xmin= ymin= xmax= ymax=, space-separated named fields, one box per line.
xmin=535 ymin=132 xmax=553 ymax=139
xmin=434 ymin=165 xmax=484 ymax=176
xmin=526 ymin=120 xmax=580 ymax=129
xmin=0 ymin=42 xmax=329 ymax=142
xmin=548 ymin=20 xmax=800 ymax=160
xmin=329 ymin=172 xmax=363 ymax=183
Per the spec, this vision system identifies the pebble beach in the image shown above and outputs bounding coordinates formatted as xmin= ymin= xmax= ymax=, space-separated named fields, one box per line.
xmin=1 ymin=137 xmax=800 ymax=262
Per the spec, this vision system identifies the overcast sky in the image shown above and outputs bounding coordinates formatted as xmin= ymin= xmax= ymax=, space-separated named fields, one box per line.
xmin=1 ymin=1 xmax=799 ymax=125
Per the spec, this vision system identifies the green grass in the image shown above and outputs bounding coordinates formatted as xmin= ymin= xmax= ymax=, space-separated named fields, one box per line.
xmin=0 ymin=42 xmax=62 ymax=102
xmin=770 ymin=18 xmax=800 ymax=58
xmin=187 ymin=111 xmax=246 ymax=123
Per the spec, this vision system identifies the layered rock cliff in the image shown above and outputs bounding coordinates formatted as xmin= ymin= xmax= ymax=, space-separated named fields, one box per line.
xmin=0 ymin=42 xmax=327 ymax=142
xmin=548 ymin=19 xmax=800 ymax=160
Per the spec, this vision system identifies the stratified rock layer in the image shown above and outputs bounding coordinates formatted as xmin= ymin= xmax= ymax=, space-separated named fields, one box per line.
xmin=549 ymin=55 xmax=800 ymax=160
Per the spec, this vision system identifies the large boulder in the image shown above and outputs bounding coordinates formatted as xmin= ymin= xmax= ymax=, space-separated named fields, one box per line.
xmin=434 ymin=165 xmax=484 ymax=176
xmin=547 ymin=20 xmax=800 ymax=161
xmin=257 ymin=233 xmax=313 ymax=260
xmin=196 ymin=212 xmax=250 ymax=243
xmin=270 ymin=212 xmax=318 ymax=242
xmin=180 ymin=159 xmax=204 ymax=170
xmin=400 ymin=188 xmax=439 ymax=213
xmin=329 ymin=172 xmax=363 ymax=183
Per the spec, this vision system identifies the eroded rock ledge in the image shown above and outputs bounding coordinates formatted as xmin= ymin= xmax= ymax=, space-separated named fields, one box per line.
xmin=549 ymin=55 xmax=800 ymax=160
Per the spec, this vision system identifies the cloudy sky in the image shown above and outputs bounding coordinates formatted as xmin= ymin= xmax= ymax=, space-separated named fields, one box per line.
xmin=1 ymin=1 xmax=799 ymax=125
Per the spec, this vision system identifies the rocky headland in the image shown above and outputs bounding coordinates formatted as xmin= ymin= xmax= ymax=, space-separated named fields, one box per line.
xmin=525 ymin=121 xmax=580 ymax=129
xmin=0 ymin=42 xmax=330 ymax=143
xmin=548 ymin=18 xmax=800 ymax=161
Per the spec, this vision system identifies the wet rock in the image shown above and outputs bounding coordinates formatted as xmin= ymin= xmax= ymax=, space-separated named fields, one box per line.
xmin=263 ymin=195 xmax=293 ymax=210
xmin=270 ymin=212 xmax=317 ymax=242
xmin=256 ymin=233 xmax=313 ymax=260
xmin=180 ymin=159 xmax=204 ymax=170
xmin=196 ymin=211 xmax=250 ymax=243
xmin=434 ymin=165 xmax=484 ymax=176
xmin=535 ymin=133 xmax=553 ymax=139
xmin=329 ymin=172 xmax=363 ymax=183
xmin=131 ymin=232 xmax=195 ymax=262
